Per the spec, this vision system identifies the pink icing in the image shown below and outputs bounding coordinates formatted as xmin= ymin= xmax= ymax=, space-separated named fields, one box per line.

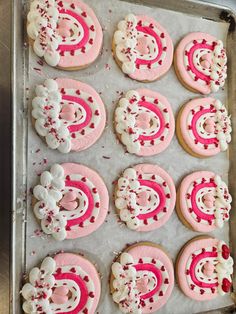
xmin=136 ymin=89 xmax=175 ymax=156
xmin=128 ymin=244 xmax=174 ymax=313
xmin=51 ymin=286 xmax=69 ymax=304
xmin=60 ymin=191 xmax=78 ymax=211
xmin=136 ymin=112 xmax=150 ymax=130
xmin=54 ymin=253 xmax=101 ymax=314
xmin=61 ymin=163 xmax=109 ymax=239
xmin=137 ymin=180 xmax=166 ymax=220
xmin=58 ymin=9 xmax=89 ymax=51
xmin=135 ymin=25 xmax=163 ymax=66
xmin=56 ymin=78 xmax=106 ymax=152
xmin=177 ymin=237 xmax=219 ymax=301
xmin=179 ymin=171 xmax=218 ymax=232
xmin=134 ymin=164 xmax=176 ymax=232
xmin=54 ymin=272 xmax=88 ymax=313
xmin=175 ymin=32 xmax=218 ymax=94
xmin=179 ymin=97 xmax=220 ymax=157
xmin=56 ymin=0 xmax=103 ymax=68
xmin=129 ymin=15 xmax=173 ymax=81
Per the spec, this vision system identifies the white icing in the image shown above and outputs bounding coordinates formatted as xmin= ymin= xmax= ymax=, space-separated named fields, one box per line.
xmin=22 ymin=257 xmax=56 ymax=314
xmin=112 ymin=252 xmax=142 ymax=314
xmin=33 ymin=164 xmax=67 ymax=241
xmin=27 ymin=0 xmax=61 ymax=66
xmin=214 ymin=100 xmax=232 ymax=152
xmin=216 ymin=241 xmax=234 ymax=296
xmin=115 ymin=90 xmax=170 ymax=155
xmin=32 ymin=79 xmax=72 ymax=153
xmin=114 ymin=14 xmax=167 ymax=74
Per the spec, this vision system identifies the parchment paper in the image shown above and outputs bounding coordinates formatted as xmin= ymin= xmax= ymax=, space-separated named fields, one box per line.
xmin=24 ymin=1 xmax=232 ymax=313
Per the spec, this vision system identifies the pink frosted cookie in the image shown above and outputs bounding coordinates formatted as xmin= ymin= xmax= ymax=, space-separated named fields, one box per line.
xmin=175 ymin=32 xmax=227 ymax=94
xmin=32 ymin=78 xmax=106 ymax=153
xmin=21 ymin=253 xmax=101 ymax=313
xmin=113 ymin=14 xmax=173 ymax=82
xmin=177 ymin=171 xmax=232 ymax=232
xmin=177 ymin=97 xmax=231 ymax=158
xmin=32 ymin=163 xmax=109 ymax=240
xmin=176 ymin=237 xmax=233 ymax=301
xmin=114 ymin=164 xmax=176 ymax=231
xmin=27 ymin=0 xmax=103 ymax=69
xmin=110 ymin=242 xmax=174 ymax=313
xmin=114 ymin=89 xmax=175 ymax=156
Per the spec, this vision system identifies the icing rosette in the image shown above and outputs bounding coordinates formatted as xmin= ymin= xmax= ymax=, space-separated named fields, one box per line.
xmin=177 ymin=97 xmax=231 ymax=157
xmin=110 ymin=242 xmax=174 ymax=313
xmin=177 ymin=171 xmax=232 ymax=232
xmin=32 ymin=78 xmax=106 ymax=153
xmin=21 ymin=253 xmax=101 ymax=313
xmin=113 ymin=14 xmax=173 ymax=81
xmin=27 ymin=0 xmax=103 ymax=68
xmin=175 ymin=32 xmax=227 ymax=94
xmin=114 ymin=89 xmax=175 ymax=156
xmin=176 ymin=237 xmax=233 ymax=301
xmin=33 ymin=163 xmax=109 ymax=240
xmin=115 ymin=164 xmax=176 ymax=231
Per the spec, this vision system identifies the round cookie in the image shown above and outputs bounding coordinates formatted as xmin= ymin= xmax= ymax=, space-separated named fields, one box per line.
xmin=27 ymin=0 xmax=103 ymax=69
xmin=176 ymin=97 xmax=231 ymax=158
xmin=114 ymin=89 xmax=175 ymax=156
xmin=176 ymin=236 xmax=233 ymax=301
xmin=21 ymin=252 xmax=101 ymax=313
xmin=32 ymin=78 xmax=106 ymax=153
xmin=176 ymin=171 xmax=232 ymax=232
xmin=114 ymin=164 xmax=176 ymax=231
xmin=110 ymin=242 xmax=174 ymax=313
xmin=174 ymin=32 xmax=227 ymax=94
xmin=32 ymin=163 xmax=109 ymax=240
xmin=113 ymin=14 xmax=173 ymax=82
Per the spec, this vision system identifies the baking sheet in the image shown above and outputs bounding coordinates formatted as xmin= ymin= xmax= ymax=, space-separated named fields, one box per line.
xmin=23 ymin=0 xmax=233 ymax=313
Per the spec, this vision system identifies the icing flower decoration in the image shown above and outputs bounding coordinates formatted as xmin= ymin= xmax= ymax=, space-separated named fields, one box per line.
xmin=176 ymin=237 xmax=234 ymax=301
xmin=22 ymin=253 xmax=101 ymax=313
xmin=115 ymin=164 xmax=176 ymax=232
xmin=110 ymin=243 xmax=174 ymax=313
xmin=175 ymin=32 xmax=227 ymax=94
xmin=115 ymin=89 xmax=175 ymax=156
xmin=113 ymin=14 xmax=173 ymax=81
xmin=32 ymin=78 xmax=106 ymax=153
xmin=33 ymin=163 xmax=109 ymax=241
xmin=27 ymin=0 xmax=103 ymax=69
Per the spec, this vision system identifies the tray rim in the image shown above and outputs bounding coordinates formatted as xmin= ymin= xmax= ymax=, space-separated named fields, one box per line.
xmin=11 ymin=0 xmax=236 ymax=313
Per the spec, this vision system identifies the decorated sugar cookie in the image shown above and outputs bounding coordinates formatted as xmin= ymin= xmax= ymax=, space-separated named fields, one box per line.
xmin=176 ymin=97 xmax=231 ymax=157
xmin=32 ymin=78 xmax=106 ymax=153
xmin=27 ymin=0 xmax=103 ymax=69
xmin=110 ymin=242 xmax=174 ymax=313
xmin=22 ymin=253 xmax=101 ymax=313
xmin=32 ymin=163 xmax=109 ymax=240
xmin=114 ymin=164 xmax=176 ymax=231
xmin=175 ymin=32 xmax=227 ymax=94
xmin=113 ymin=14 xmax=173 ymax=82
xmin=176 ymin=237 xmax=233 ymax=301
xmin=177 ymin=171 xmax=232 ymax=232
xmin=114 ymin=89 xmax=175 ymax=156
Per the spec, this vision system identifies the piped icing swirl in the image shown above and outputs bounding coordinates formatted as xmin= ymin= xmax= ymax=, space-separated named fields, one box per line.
xmin=175 ymin=32 xmax=227 ymax=94
xmin=178 ymin=97 xmax=231 ymax=157
xmin=178 ymin=171 xmax=232 ymax=232
xmin=115 ymin=89 xmax=175 ymax=156
xmin=113 ymin=14 xmax=173 ymax=81
xmin=177 ymin=237 xmax=233 ymax=301
xmin=115 ymin=164 xmax=176 ymax=231
xmin=22 ymin=253 xmax=101 ymax=314
xmin=27 ymin=0 xmax=103 ymax=68
xmin=33 ymin=163 xmax=109 ymax=240
xmin=32 ymin=78 xmax=106 ymax=153
xmin=111 ymin=243 xmax=174 ymax=313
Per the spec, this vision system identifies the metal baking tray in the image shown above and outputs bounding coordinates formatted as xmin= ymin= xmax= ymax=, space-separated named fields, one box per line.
xmin=11 ymin=0 xmax=236 ymax=313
